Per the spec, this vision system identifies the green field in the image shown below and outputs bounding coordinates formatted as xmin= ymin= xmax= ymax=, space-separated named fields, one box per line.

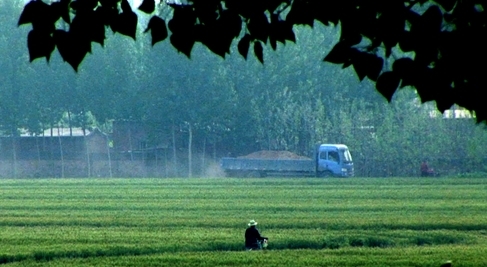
xmin=1 ymin=177 xmax=487 ymax=267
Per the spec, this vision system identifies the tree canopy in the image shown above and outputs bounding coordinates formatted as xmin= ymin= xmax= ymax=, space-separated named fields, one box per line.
xmin=18 ymin=0 xmax=487 ymax=122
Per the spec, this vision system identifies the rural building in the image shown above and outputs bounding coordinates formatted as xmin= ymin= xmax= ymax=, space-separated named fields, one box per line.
xmin=0 ymin=128 xmax=108 ymax=161
xmin=0 ymin=123 xmax=180 ymax=178
xmin=0 ymin=128 xmax=113 ymax=178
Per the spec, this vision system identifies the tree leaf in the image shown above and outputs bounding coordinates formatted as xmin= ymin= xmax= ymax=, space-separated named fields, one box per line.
xmin=18 ymin=0 xmax=38 ymax=26
xmin=367 ymin=55 xmax=384 ymax=82
xmin=90 ymin=11 xmax=106 ymax=46
xmin=286 ymin=0 xmax=314 ymax=27
xmin=170 ymin=33 xmax=195 ymax=58
xmin=18 ymin=0 xmax=50 ymax=26
xmin=351 ymin=51 xmax=382 ymax=81
xmin=168 ymin=5 xmax=196 ymax=33
xmin=27 ymin=29 xmax=55 ymax=62
xmin=193 ymin=0 xmax=219 ymax=24
xmin=398 ymin=31 xmax=415 ymax=52
xmin=435 ymin=91 xmax=454 ymax=113
xmin=196 ymin=24 xmax=229 ymax=58
xmin=70 ymin=11 xmax=105 ymax=47
xmin=54 ymin=30 xmax=89 ymax=72
xmin=324 ymin=41 xmax=352 ymax=65
xmin=219 ymin=9 xmax=242 ymax=39
xmin=410 ymin=5 xmax=443 ymax=40
xmin=270 ymin=36 xmax=277 ymax=51
xmin=99 ymin=0 xmax=119 ymax=8
xmin=51 ymin=0 xmax=71 ymax=24
xmin=70 ymin=0 xmax=99 ymax=12
xmin=95 ymin=5 xmax=119 ymax=27
xmin=270 ymin=14 xmax=295 ymax=44
xmin=377 ymin=8 xmax=405 ymax=57
xmin=352 ymin=52 xmax=368 ymax=81
xmin=248 ymin=12 xmax=269 ymax=43
xmin=195 ymin=12 xmax=237 ymax=58
xmin=21 ymin=1 xmax=58 ymax=34
xmin=121 ymin=0 xmax=132 ymax=13
xmin=376 ymin=71 xmax=400 ymax=102
xmin=144 ymin=16 xmax=168 ymax=46
xmin=392 ymin=57 xmax=415 ymax=87
xmin=414 ymin=68 xmax=439 ymax=103
xmin=114 ymin=11 xmax=138 ymax=40
xmin=314 ymin=2 xmax=341 ymax=26
xmin=433 ymin=0 xmax=456 ymax=12
xmin=138 ymin=0 xmax=155 ymax=14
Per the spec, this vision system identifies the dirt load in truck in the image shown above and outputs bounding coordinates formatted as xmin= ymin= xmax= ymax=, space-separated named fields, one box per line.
xmin=237 ymin=150 xmax=310 ymax=160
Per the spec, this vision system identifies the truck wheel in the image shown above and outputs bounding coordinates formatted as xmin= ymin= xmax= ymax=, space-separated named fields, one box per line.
xmin=246 ymin=171 xmax=261 ymax=178
xmin=227 ymin=171 xmax=241 ymax=178
xmin=319 ymin=171 xmax=333 ymax=178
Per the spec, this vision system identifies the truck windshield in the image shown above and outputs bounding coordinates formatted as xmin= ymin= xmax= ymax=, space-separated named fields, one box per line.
xmin=340 ymin=149 xmax=353 ymax=163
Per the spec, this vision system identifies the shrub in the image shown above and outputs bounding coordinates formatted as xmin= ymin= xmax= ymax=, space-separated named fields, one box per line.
xmin=412 ymin=236 xmax=433 ymax=246
xmin=349 ymin=237 xmax=366 ymax=247
xmin=322 ymin=236 xmax=349 ymax=249
xmin=364 ymin=236 xmax=395 ymax=248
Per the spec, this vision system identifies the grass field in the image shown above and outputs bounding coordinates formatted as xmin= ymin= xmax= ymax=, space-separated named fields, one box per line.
xmin=1 ymin=177 xmax=487 ymax=266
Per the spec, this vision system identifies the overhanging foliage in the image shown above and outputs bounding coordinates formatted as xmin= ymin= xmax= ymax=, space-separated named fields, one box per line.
xmin=18 ymin=0 xmax=487 ymax=122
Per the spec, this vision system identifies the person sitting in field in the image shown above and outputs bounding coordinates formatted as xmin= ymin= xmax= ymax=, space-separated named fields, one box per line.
xmin=245 ymin=220 xmax=267 ymax=250
xmin=420 ymin=160 xmax=435 ymax=177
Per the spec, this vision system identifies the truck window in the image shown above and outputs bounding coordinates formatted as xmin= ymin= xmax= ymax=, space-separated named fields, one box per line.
xmin=320 ymin=152 xmax=327 ymax=159
xmin=328 ymin=151 xmax=339 ymax=163
xmin=339 ymin=149 xmax=352 ymax=163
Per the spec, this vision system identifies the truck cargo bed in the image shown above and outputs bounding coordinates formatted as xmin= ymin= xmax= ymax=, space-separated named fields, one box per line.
xmin=221 ymin=157 xmax=315 ymax=172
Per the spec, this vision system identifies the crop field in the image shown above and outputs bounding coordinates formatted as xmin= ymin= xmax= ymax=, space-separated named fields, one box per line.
xmin=1 ymin=177 xmax=487 ymax=267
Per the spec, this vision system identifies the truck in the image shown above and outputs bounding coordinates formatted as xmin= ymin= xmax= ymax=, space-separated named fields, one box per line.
xmin=220 ymin=144 xmax=354 ymax=177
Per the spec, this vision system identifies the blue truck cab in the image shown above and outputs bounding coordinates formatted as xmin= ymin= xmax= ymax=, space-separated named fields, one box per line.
xmin=315 ymin=144 xmax=354 ymax=177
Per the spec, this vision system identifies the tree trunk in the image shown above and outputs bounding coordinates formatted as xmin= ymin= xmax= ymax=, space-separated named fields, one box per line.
xmin=172 ymin=124 xmax=178 ymax=177
xmin=155 ymin=148 xmax=158 ymax=177
xmin=36 ymin=135 xmax=41 ymax=176
xmin=85 ymin=133 xmax=91 ymax=178
xmin=129 ymin=128 xmax=134 ymax=161
xmin=36 ymin=135 xmax=41 ymax=162
xmin=11 ymin=135 xmax=17 ymax=178
xmin=213 ymin=137 xmax=217 ymax=161
xmin=202 ymin=136 xmax=206 ymax=177
xmin=68 ymin=110 xmax=72 ymax=136
xmin=58 ymin=125 xmax=65 ymax=178
xmin=164 ymin=148 xmax=168 ymax=177
xmin=188 ymin=123 xmax=193 ymax=178
xmin=106 ymin=134 xmax=113 ymax=178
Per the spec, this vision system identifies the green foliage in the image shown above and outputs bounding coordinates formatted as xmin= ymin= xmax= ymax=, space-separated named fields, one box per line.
xmin=322 ymin=236 xmax=350 ymax=249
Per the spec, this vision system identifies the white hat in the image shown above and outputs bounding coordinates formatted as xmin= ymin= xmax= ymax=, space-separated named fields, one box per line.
xmin=248 ymin=220 xmax=258 ymax=226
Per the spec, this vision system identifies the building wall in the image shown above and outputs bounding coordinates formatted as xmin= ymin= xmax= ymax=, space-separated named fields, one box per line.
xmin=86 ymin=129 xmax=109 ymax=154
xmin=0 ymin=129 xmax=109 ymax=161
xmin=0 ymin=137 xmax=86 ymax=160
xmin=112 ymin=121 xmax=147 ymax=152
xmin=0 ymin=159 xmax=170 ymax=178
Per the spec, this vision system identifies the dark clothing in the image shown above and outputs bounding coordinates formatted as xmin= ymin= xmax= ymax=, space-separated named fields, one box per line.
xmin=421 ymin=162 xmax=434 ymax=177
xmin=245 ymin=226 xmax=266 ymax=249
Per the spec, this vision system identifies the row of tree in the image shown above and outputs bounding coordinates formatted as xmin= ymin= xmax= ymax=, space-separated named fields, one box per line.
xmin=1 ymin=0 xmax=487 ymax=177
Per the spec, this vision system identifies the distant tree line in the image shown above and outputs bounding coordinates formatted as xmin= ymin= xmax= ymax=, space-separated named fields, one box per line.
xmin=2 ymin=0 xmax=487 ymax=177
